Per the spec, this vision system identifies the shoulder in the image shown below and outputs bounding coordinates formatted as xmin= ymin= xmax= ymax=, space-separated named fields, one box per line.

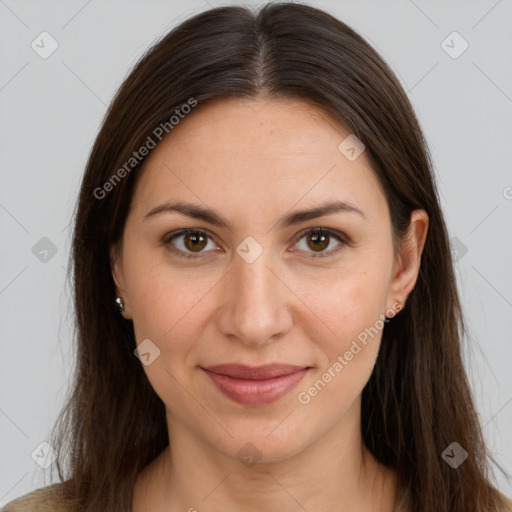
xmin=1 ymin=482 xmax=70 ymax=512
xmin=498 ymin=493 xmax=512 ymax=511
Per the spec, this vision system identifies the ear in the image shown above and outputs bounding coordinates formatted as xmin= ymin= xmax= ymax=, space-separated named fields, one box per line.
xmin=386 ymin=209 xmax=429 ymax=315
xmin=110 ymin=244 xmax=132 ymax=319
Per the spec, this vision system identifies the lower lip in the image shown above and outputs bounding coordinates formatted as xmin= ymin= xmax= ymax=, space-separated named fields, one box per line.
xmin=201 ymin=368 xmax=309 ymax=406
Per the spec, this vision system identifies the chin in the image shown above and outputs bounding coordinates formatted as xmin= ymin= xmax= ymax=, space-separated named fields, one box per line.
xmin=204 ymin=415 xmax=318 ymax=465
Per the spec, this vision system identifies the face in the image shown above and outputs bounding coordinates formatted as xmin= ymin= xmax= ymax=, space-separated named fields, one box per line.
xmin=111 ymin=97 xmax=427 ymax=463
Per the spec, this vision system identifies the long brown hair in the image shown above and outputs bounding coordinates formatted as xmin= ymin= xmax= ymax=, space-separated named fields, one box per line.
xmin=48 ymin=3 xmax=506 ymax=510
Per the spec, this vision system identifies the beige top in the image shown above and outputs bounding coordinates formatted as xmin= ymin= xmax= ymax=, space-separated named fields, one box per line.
xmin=2 ymin=482 xmax=411 ymax=511
xmin=2 ymin=481 xmax=511 ymax=511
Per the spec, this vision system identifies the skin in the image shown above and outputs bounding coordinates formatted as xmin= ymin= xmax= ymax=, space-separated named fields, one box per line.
xmin=111 ymin=97 xmax=429 ymax=512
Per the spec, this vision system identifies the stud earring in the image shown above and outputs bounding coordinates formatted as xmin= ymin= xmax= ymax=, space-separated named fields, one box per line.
xmin=115 ymin=297 xmax=125 ymax=313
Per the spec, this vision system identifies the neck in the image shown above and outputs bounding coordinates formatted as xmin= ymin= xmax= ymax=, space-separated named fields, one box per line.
xmin=133 ymin=400 xmax=397 ymax=512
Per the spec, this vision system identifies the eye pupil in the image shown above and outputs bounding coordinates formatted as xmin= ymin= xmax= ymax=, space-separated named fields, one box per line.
xmin=185 ymin=232 xmax=207 ymax=252
xmin=307 ymin=233 xmax=329 ymax=251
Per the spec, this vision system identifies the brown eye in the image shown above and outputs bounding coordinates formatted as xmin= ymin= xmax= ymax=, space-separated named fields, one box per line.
xmin=294 ymin=227 xmax=347 ymax=258
xmin=183 ymin=232 xmax=208 ymax=252
xmin=306 ymin=232 xmax=330 ymax=252
xmin=163 ymin=229 xmax=217 ymax=259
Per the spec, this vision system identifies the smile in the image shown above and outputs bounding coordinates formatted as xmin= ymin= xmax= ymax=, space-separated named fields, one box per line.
xmin=201 ymin=364 xmax=310 ymax=406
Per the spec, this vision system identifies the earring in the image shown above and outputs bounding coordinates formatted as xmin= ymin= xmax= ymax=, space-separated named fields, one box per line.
xmin=115 ymin=296 xmax=125 ymax=313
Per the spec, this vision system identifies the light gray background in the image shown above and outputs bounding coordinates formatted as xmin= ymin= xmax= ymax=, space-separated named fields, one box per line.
xmin=1 ymin=0 xmax=511 ymax=505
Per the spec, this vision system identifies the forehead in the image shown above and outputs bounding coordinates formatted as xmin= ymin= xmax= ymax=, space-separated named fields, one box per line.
xmin=154 ymin=97 xmax=352 ymax=164
xmin=129 ymin=97 xmax=387 ymax=226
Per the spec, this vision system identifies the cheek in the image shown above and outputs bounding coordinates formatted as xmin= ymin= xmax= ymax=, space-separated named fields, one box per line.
xmin=127 ymin=261 xmax=208 ymax=345
xmin=307 ymin=256 xmax=391 ymax=355
xmin=124 ymin=252 xmax=221 ymax=379
xmin=294 ymin=285 xmax=386 ymax=422
xmin=298 ymin=251 xmax=391 ymax=405
xmin=125 ymin=261 xmax=212 ymax=410
xmin=325 ymin=283 xmax=387 ymax=349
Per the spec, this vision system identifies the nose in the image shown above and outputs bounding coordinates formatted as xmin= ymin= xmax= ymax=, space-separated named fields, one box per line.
xmin=214 ymin=251 xmax=293 ymax=348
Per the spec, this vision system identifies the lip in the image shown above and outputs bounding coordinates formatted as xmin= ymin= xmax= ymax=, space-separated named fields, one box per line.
xmin=201 ymin=364 xmax=310 ymax=406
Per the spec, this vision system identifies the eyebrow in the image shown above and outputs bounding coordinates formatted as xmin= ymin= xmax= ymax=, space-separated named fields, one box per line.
xmin=143 ymin=199 xmax=366 ymax=229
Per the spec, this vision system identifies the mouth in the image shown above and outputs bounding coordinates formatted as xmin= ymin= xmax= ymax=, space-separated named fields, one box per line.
xmin=200 ymin=363 xmax=311 ymax=406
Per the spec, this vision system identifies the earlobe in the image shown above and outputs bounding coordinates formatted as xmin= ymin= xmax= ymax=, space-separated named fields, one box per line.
xmin=110 ymin=244 xmax=132 ymax=319
xmin=386 ymin=209 xmax=429 ymax=310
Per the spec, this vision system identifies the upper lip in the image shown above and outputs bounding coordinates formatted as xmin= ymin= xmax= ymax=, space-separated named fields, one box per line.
xmin=201 ymin=363 xmax=309 ymax=380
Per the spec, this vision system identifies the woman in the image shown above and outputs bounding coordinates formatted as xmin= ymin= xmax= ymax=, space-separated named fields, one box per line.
xmin=3 ymin=2 xmax=510 ymax=511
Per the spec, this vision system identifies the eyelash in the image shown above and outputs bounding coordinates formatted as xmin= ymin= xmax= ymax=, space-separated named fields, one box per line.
xmin=162 ymin=227 xmax=348 ymax=260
